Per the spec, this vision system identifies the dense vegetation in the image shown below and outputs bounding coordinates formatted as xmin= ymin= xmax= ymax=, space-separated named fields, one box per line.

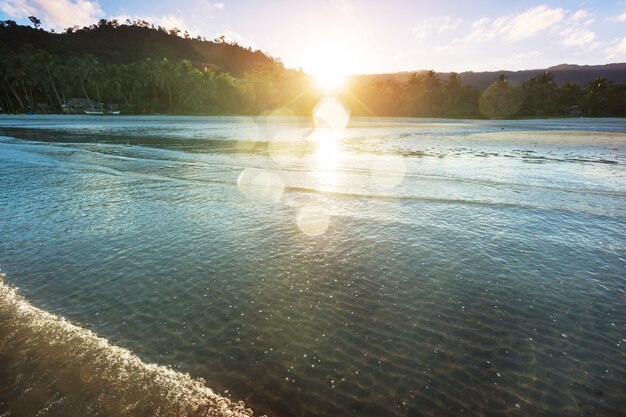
xmin=344 ymin=71 xmax=626 ymax=118
xmin=1 ymin=20 xmax=625 ymax=118
xmin=0 ymin=19 xmax=317 ymax=115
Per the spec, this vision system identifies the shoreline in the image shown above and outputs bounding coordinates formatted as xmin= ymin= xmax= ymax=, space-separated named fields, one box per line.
xmin=0 ymin=277 xmax=257 ymax=417
xmin=3 ymin=112 xmax=626 ymax=121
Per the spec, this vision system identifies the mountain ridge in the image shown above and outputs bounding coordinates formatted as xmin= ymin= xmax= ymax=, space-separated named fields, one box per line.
xmin=352 ymin=63 xmax=626 ymax=90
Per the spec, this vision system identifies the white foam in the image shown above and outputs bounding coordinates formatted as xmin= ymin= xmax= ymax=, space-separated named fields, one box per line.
xmin=0 ymin=277 xmax=256 ymax=417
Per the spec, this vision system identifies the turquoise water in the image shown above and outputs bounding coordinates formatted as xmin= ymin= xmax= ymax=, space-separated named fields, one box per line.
xmin=0 ymin=114 xmax=625 ymax=416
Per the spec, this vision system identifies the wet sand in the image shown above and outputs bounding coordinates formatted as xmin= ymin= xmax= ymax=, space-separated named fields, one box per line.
xmin=0 ymin=278 xmax=257 ymax=417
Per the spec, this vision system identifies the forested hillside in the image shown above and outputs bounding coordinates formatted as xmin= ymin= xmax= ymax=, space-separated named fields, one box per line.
xmin=1 ymin=19 xmax=625 ymax=117
xmin=0 ymin=18 xmax=278 ymax=76
xmin=0 ymin=19 xmax=317 ymax=115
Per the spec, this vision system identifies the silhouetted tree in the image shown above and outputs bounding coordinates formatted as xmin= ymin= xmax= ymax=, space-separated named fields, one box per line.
xmin=518 ymin=71 xmax=558 ymax=116
xmin=479 ymin=75 xmax=522 ymax=118
xmin=28 ymin=16 xmax=41 ymax=29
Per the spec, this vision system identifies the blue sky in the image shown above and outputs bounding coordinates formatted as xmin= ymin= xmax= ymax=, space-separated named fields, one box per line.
xmin=1 ymin=0 xmax=625 ymax=74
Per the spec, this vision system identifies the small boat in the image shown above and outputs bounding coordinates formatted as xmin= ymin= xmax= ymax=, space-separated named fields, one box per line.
xmin=84 ymin=110 xmax=121 ymax=115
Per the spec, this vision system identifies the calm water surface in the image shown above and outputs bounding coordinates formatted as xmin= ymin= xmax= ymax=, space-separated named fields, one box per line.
xmin=0 ymin=114 xmax=625 ymax=416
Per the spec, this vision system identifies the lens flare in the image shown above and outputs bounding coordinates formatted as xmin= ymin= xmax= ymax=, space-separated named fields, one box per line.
xmin=313 ymin=71 xmax=346 ymax=93
xmin=304 ymin=43 xmax=356 ymax=93
xmin=296 ymin=205 xmax=331 ymax=236
xmin=268 ymin=130 xmax=306 ymax=165
xmin=313 ymin=98 xmax=350 ymax=130
xmin=237 ymin=168 xmax=284 ymax=203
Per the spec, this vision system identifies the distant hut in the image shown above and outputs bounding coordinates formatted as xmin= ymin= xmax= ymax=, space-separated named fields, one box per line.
xmin=63 ymin=98 xmax=104 ymax=113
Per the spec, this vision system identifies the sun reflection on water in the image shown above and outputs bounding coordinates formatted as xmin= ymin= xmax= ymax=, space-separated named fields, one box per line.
xmin=370 ymin=155 xmax=406 ymax=188
xmin=313 ymin=97 xmax=350 ymax=130
xmin=310 ymin=97 xmax=350 ymax=186
xmin=294 ymin=98 xmax=350 ymax=236
xmin=237 ymin=97 xmax=352 ymax=237
xmin=237 ymin=168 xmax=285 ymax=203
xmin=296 ymin=205 xmax=331 ymax=237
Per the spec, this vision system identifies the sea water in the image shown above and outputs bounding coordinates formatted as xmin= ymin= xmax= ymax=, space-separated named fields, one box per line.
xmin=0 ymin=114 xmax=624 ymax=416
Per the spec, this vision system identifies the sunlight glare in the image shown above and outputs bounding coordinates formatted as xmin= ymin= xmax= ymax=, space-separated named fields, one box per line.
xmin=297 ymin=205 xmax=330 ymax=236
xmin=305 ymin=44 xmax=354 ymax=93
xmin=311 ymin=128 xmax=342 ymax=165
xmin=237 ymin=168 xmax=285 ymax=203
xmin=313 ymin=98 xmax=350 ymax=130
xmin=313 ymin=70 xmax=346 ymax=93
xmin=268 ymin=129 xmax=306 ymax=164
xmin=370 ymin=155 xmax=407 ymax=188
xmin=310 ymin=97 xmax=350 ymax=187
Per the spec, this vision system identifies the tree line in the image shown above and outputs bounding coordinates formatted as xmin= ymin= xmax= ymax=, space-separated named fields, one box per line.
xmin=343 ymin=71 xmax=626 ymax=118
xmin=0 ymin=45 xmax=316 ymax=114
xmin=1 ymin=20 xmax=625 ymax=118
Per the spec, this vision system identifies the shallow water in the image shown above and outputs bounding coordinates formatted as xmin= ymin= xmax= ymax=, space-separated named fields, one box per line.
xmin=0 ymin=114 xmax=625 ymax=416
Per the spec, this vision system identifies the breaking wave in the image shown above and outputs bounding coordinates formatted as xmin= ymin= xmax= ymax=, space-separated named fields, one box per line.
xmin=0 ymin=276 xmax=256 ymax=417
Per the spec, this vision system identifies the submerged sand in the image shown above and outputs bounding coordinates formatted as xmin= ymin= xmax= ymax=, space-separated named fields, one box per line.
xmin=0 ymin=277 xmax=257 ymax=417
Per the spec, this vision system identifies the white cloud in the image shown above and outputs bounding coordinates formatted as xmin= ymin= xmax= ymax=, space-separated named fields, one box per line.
xmin=556 ymin=10 xmax=600 ymax=51
xmin=606 ymin=37 xmax=626 ymax=59
xmin=454 ymin=5 xmax=564 ymax=44
xmin=572 ymin=10 xmax=589 ymax=21
xmin=607 ymin=12 xmax=626 ymax=22
xmin=199 ymin=0 xmax=224 ymax=10
xmin=504 ymin=5 xmax=564 ymax=41
xmin=0 ymin=0 xmax=35 ymax=16
xmin=0 ymin=0 xmax=103 ymax=30
xmin=452 ymin=6 xmax=603 ymax=54
xmin=413 ymin=16 xmax=463 ymax=41
xmin=561 ymin=27 xmax=598 ymax=48
xmin=457 ymin=18 xmax=496 ymax=43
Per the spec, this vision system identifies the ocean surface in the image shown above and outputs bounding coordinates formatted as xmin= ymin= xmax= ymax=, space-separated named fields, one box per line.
xmin=0 ymin=112 xmax=625 ymax=417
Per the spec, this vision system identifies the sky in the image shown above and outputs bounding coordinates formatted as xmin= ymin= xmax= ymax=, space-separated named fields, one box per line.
xmin=1 ymin=0 xmax=626 ymax=75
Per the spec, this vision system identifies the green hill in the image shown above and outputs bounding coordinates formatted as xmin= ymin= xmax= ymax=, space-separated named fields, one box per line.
xmin=1 ymin=19 xmax=624 ymax=118
xmin=0 ymin=19 xmax=279 ymax=76
xmin=0 ymin=19 xmax=317 ymax=115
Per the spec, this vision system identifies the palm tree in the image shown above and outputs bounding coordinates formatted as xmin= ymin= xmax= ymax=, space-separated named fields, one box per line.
xmin=68 ymin=57 xmax=90 ymax=106
xmin=4 ymin=54 xmax=33 ymax=110
xmin=42 ymin=53 xmax=64 ymax=110
xmin=479 ymin=74 xmax=521 ymax=118
xmin=421 ymin=70 xmax=442 ymax=116
xmin=82 ymin=55 xmax=104 ymax=104
xmin=104 ymin=62 xmax=123 ymax=106
xmin=125 ymin=63 xmax=144 ymax=112
xmin=200 ymin=67 xmax=217 ymax=108
xmin=157 ymin=58 xmax=176 ymax=110
xmin=519 ymin=71 xmax=557 ymax=116
xmin=583 ymin=77 xmax=610 ymax=116
xmin=176 ymin=60 xmax=203 ymax=111
xmin=24 ymin=49 xmax=63 ymax=111
xmin=443 ymin=73 xmax=462 ymax=116
xmin=558 ymin=82 xmax=583 ymax=109
xmin=142 ymin=58 xmax=161 ymax=111
xmin=0 ymin=55 xmax=19 ymax=112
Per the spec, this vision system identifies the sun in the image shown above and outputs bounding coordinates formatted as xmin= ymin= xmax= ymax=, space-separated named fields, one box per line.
xmin=311 ymin=69 xmax=346 ymax=93
xmin=304 ymin=45 xmax=352 ymax=93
